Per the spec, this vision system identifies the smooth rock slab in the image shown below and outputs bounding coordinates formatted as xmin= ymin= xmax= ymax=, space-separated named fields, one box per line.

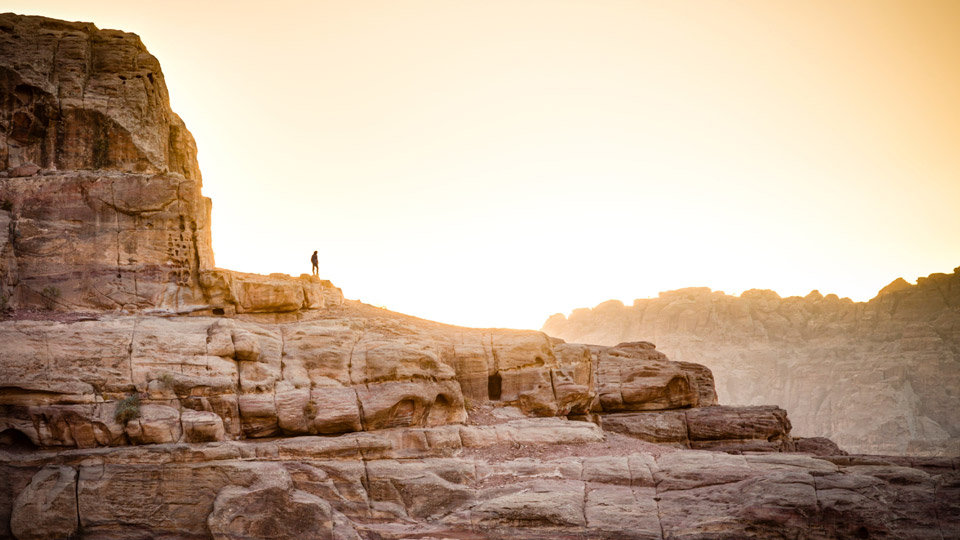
xmin=468 ymin=480 xmax=587 ymax=529
xmin=603 ymin=405 xmax=794 ymax=452
xmin=585 ymin=485 xmax=661 ymax=540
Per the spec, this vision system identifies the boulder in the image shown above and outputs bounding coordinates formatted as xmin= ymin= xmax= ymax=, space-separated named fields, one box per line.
xmin=602 ymin=410 xmax=689 ymax=445
xmin=181 ymin=409 xmax=226 ymax=442
xmin=125 ymin=404 xmax=181 ymax=444
xmin=234 ymin=273 xmax=306 ymax=313
xmin=686 ymin=405 xmax=793 ymax=451
xmin=795 ymin=436 xmax=848 ymax=456
xmin=596 ymin=341 xmax=718 ymax=412
xmin=8 ymin=163 xmax=40 ymax=177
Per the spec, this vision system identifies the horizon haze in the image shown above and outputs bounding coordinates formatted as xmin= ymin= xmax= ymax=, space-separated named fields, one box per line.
xmin=545 ymin=265 xmax=960 ymax=322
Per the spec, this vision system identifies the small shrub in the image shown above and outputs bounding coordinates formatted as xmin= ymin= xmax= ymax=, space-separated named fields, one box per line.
xmin=114 ymin=394 xmax=141 ymax=424
xmin=303 ymin=401 xmax=318 ymax=418
xmin=159 ymin=373 xmax=176 ymax=389
xmin=40 ymin=286 xmax=60 ymax=310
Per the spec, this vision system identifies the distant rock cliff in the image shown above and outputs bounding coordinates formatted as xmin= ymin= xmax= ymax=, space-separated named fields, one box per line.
xmin=543 ymin=268 xmax=960 ymax=456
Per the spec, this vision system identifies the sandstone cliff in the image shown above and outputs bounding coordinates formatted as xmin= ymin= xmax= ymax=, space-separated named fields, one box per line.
xmin=543 ymin=269 xmax=960 ymax=457
xmin=0 ymin=13 xmax=212 ymax=312
xmin=0 ymin=13 xmax=346 ymax=317
xmin=2 ymin=13 xmax=957 ymax=539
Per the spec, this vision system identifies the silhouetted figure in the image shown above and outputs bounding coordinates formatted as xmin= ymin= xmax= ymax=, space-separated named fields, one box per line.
xmin=310 ymin=250 xmax=319 ymax=277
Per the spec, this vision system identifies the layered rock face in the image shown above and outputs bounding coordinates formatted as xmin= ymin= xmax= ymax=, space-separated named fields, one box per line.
xmin=543 ymin=269 xmax=960 ymax=456
xmin=3 ymin=424 xmax=957 ymax=540
xmin=2 ymin=13 xmax=956 ymax=539
xmin=0 ymin=13 xmax=211 ymax=311
xmin=0 ymin=13 xmax=343 ymax=316
xmin=1 ymin=305 xmax=729 ymax=449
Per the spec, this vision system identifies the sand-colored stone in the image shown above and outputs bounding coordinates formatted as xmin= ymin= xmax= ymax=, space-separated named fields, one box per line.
xmin=596 ymin=341 xmax=718 ymax=412
xmin=2 ymin=417 xmax=956 ymax=539
xmin=603 ymin=405 xmax=795 ymax=452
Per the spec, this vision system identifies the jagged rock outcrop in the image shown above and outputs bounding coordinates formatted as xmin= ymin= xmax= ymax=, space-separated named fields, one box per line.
xmin=543 ymin=268 xmax=960 ymax=456
xmin=2 ymin=13 xmax=956 ymax=539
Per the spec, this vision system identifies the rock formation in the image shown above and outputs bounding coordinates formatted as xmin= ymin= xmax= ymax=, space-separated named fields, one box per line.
xmin=4 ymin=422 xmax=958 ymax=540
xmin=0 ymin=13 xmax=213 ymax=312
xmin=543 ymin=269 xmax=960 ymax=457
xmin=1 ymin=13 xmax=958 ymax=539
xmin=0 ymin=14 xmax=344 ymax=316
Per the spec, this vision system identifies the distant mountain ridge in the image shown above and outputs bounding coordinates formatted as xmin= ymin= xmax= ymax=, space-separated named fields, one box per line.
xmin=543 ymin=267 xmax=960 ymax=456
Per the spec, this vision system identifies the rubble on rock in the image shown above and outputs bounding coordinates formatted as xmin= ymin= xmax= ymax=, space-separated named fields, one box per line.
xmin=1 ymin=12 xmax=957 ymax=539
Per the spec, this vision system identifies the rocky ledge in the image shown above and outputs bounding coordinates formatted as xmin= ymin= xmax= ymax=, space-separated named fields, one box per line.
xmin=1 ymin=12 xmax=957 ymax=540
xmin=3 ymin=416 xmax=958 ymax=540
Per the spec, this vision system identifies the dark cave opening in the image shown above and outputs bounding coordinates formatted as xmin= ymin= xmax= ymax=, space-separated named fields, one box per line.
xmin=487 ymin=372 xmax=502 ymax=401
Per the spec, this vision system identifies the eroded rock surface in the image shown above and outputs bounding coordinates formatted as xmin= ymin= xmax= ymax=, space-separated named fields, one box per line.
xmin=9 ymin=466 xmax=78 ymax=540
xmin=0 ymin=13 xmax=211 ymax=311
xmin=1 ymin=429 xmax=957 ymax=540
xmin=603 ymin=405 xmax=795 ymax=452
xmin=0 ymin=304 xmax=731 ymax=450
xmin=0 ymin=13 xmax=344 ymax=316
xmin=543 ymin=270 xmax=960 ymax=456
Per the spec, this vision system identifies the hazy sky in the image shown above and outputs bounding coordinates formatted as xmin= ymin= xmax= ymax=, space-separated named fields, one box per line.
xmin=8 ymin=1 xmax=960 ymax=329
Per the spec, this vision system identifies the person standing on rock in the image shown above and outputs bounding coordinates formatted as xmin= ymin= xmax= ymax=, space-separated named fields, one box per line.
xmin=310 ymin=250 xmax=319 ymax=277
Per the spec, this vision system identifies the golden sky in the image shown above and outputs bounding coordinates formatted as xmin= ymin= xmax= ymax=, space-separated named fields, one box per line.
xmin=9 ymin=1 xmax=960 ymax=329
